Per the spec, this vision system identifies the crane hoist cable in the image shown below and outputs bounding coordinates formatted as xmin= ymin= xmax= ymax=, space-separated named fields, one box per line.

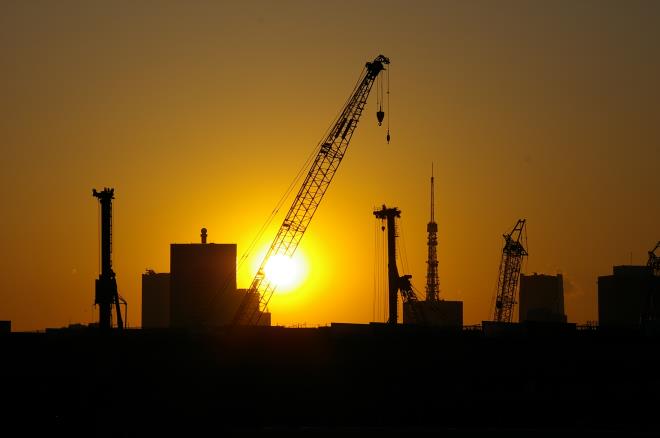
xmin=376 ymin=73 xmax=384 ymax=126
xmin=232 ymin=55 xmax=390 ymax=325
xmin=386 ymin=64 xmax=391 ymax=143
xmin=375 ymin=66 xmax=391 ymax=143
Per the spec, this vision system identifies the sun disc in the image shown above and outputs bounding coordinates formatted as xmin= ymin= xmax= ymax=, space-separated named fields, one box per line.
xmin=264 ymin=254 xmax=301 ymax=291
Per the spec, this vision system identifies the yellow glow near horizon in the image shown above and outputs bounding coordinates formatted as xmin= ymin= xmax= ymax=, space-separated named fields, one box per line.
xmin=264 ymin=253 xmax=306 ymax=293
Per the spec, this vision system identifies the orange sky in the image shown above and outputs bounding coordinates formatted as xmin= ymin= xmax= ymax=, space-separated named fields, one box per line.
xmin=1 ymin=1 xmax=658 ymax=330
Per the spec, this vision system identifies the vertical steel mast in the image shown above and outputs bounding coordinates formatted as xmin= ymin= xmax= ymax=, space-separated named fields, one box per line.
xmin=374 ymin=205 xmax=419 ymax=324
xmin=93 ymin=187 xmax=124 ymax=330
xmin=374 ymin=205 xmax=401 ymax=324
xmin=233 ymin=55 xmax=390 ymax=325
xmin=493 ymin=219 xmax=527 ymax=322
xmin=425 ymin=164 xmax=440 ymax=302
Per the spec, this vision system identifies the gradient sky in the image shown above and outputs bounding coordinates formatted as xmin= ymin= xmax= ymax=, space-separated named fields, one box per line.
xmin=1 ymin=1 xmax=658 ymax=330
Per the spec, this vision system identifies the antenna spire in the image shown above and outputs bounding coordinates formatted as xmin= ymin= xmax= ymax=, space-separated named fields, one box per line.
xmin=425 ymin=163 xmax=440 ymax=301
xmin=430 ymin=163 xmax=435 ymax=222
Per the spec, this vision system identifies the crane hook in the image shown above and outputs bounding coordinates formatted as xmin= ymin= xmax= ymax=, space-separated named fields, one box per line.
xmin=386 ymin=129 xmax=390 ymax=144
xmin=376 ymin=105 xmax=385 ymax=126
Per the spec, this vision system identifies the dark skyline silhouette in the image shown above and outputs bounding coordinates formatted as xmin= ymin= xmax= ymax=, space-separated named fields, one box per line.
xmin=3 ymin=324 xmax=660 ymax=435
xmin=0 ymin=4 xmax=659 ymax=434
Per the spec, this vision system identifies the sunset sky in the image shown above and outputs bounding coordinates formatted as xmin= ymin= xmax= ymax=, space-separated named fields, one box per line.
xmin=1 ymin=1 xmax=658 ymax=331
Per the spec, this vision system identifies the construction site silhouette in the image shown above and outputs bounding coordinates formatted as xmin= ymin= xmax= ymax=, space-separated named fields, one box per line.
xmin=1 ymin=54 xmax=658 ymax=437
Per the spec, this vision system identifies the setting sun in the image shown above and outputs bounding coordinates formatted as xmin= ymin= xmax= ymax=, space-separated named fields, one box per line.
xmin=264 ymin=253 xmax=306 ymax=293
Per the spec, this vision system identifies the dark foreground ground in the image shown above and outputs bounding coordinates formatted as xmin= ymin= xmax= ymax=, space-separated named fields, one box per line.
xmin=1 ymin=323 xmax=660 ymax=436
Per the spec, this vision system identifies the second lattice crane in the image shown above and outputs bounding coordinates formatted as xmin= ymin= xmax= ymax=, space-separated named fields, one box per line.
xmin=648 ymin=241 xmax=660 ymax=276
xmin=492 ymin=219 xmax=528 ymax=323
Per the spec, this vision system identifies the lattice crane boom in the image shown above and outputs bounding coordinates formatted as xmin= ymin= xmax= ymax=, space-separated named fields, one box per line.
xmin=646 ymin=242 xmax=660 ymax=276
xmin=649 ymin=241 xmax=660 ymax=276
xmin=233 ymin=55 xmax=390 ymax=325
xmin=493 ymin=219 xmax=528 ymax=323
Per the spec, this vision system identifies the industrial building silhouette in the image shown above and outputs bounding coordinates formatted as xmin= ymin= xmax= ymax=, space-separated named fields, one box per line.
xmin=598 ymin=265 xmax=660 ymax=327
xmin=519 ymin=273 xmax=567 ymax=323
xmin=141 ymin=229 xmax=269 ymax=329
xmin=141 ymin=270 xmax=169 ymax=328
xmin=403 ymin=300 xmax=463 ymax=327
xmin=0 ymin=50 xmax=657 ymax=434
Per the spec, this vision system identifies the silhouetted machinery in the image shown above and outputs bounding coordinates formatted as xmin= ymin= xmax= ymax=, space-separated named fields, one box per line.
xmin=373 ymin=205 xmax=420 ymax=324
xmin=93 ymin=188 xmax=126 ymax=330
xmin=649 ymin=241 xmax=660 ymax=276
xmin=233 ymin=55 xmax=390 ymax=325
xmin=641 ymin=241 xmax=660 ymax=323
xmin=493 ymin=219 xmax=528 ymax=323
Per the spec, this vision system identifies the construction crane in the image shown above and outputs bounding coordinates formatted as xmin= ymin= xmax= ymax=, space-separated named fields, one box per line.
xmin=425 ymin=164 xmax=440 ymax=302
xmin=492 ymin=219 xmax=528 ymax=323
xmin=641 ymin=241 xmax=660 ymax=324
xmin=648 ymin=241 xmax=660 ymax=276
xmin=92 ymin=188 xmax=126 ymax=330
xmin=373 ymin=205 xmax=420 ymax=324
xmin=233 ymin=55 xmax=390 ymax=325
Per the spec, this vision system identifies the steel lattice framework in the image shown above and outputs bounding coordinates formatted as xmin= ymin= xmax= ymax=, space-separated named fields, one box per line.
xmin=493 ymin=219 xmax=528 ymax=323
xmin=425 ymin=165 xmax=440 ymax=301
xmin=233 ymin=55 xmax=390 ymax=325
xmin=649 ymin=241 xmax=660 ymax=276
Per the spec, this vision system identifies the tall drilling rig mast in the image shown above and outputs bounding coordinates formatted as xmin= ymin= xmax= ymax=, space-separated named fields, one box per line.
xmin=425 ymin=164 xmax=440 ymax=302
xmin=493 ymin=219 xmax=528 ymax=323
xmin=93 ymin=188 xmax=124 ymax=330
xmin=374 ymin=205 xmax=419 ymax=324
xmin=233 ymin=55 xmax=390 ymax=325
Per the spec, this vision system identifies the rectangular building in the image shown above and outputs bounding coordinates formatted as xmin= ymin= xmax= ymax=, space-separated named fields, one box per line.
xmin=170 ymin=242 xmax=240 ymax=328
xmin=0 ymin=320 xmax=10 ymax=334
xmin=141 ymin=270 xmax=170 ymax=328
xmin=519 ymin=273 xmax=566 ymax=323
xmin=403 ymin=300 xmax=463 ymax=327
xmin=598 ymin=265 xmax=659 ymax=327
